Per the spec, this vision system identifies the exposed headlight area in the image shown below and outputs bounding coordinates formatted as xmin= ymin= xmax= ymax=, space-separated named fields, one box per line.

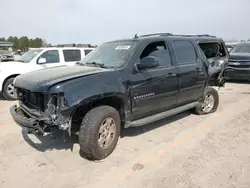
xmin=12 ymin=88 xmax=71 ymax=135
xmin=46 ymin=95 xmax=57 ymax=115
xmin=16 ymin=88 xmax=68 ymax=116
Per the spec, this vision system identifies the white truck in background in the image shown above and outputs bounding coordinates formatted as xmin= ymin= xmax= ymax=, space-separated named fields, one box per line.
xmin=0 ymin=46 xmax=95 ymax=100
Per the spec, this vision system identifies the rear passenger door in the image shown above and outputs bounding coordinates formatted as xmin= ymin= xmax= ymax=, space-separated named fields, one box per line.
xmin=172 ymin=40 xmax=206 ymax=105
xmin=130 ymin=40 xmax=178 ymax=120
xmin=84 ymin=49 xmax=93 ymax=56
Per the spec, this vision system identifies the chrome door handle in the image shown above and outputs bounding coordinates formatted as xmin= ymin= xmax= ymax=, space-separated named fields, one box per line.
xmin=168 ymin=72 xmax=176 ymax=76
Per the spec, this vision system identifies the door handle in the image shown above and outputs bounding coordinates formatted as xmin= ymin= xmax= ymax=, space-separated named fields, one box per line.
xmin=167 ymin=72 xmax=176 ymax=77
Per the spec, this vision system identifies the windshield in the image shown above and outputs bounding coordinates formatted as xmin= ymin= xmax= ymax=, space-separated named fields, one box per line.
xmin=0 ymin=50 xmax=12 ymax=55
xmin=230 ymin=43 xmax=250 ymax=54
xmin=18 ymin=49 xmax=42 ymax=63
xmin=79 ymin=40 xmax=138 ymax=68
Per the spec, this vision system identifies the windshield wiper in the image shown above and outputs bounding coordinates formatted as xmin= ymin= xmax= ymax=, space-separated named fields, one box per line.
xmin=85 ymin=62 xmax=107 ymax=68
xmin=75 ymin=61 xmax=83 ymax=65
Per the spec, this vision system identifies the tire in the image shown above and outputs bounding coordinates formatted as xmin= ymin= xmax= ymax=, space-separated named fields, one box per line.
xmin=79 ymin=105 xmax=121 ymax=160
xmin=193 ymin=87 xmax=219 ymax=115
xmin=3 ymin=77 xmax=17 ymax=100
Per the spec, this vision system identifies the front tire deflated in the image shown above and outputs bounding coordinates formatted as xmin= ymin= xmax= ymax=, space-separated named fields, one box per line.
xmin=79 ymin=106 xmax=121 ymax=160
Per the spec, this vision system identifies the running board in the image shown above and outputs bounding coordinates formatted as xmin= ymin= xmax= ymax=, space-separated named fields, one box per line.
xmin=125 ymin=101 xmax=199 ymax=128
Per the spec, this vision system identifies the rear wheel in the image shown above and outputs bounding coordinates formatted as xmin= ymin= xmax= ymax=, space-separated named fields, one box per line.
xmin=79 ymin=106 xmax=121 ymax=160
xmin=193 ymin=87 xmax=219 ymax=115
xmin=3 ymin=77 xmax=17 ymax=100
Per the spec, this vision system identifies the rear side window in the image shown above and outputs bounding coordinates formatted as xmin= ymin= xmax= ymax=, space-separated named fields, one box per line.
xmin=84 ymin=49 xmax=92 ymax=55
xmin=173 ymin=40 xmax=197 ymax=64
xmin=63 ymin=49 xmax=81 ymax=62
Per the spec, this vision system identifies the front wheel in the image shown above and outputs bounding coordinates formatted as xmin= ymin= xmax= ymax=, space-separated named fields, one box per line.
xmin=3 ymin=77 xmax=17 ymax=100
xmin=79 ymin=106 xmax=121 ymax=160
xmin=193 ymin=87 xmax=219 ymax=115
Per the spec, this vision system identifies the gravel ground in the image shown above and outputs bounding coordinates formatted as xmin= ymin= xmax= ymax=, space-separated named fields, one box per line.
xmin=0 ymin=82 xmax=250 ymax=188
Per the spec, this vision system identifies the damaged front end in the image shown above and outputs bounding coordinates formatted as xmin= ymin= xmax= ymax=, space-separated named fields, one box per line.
xmin=10 ymin=88 xmax=73 ymax=139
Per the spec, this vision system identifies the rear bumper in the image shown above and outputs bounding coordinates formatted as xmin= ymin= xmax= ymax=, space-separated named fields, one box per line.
xmin=10 ymin=105 xmax=38 ymax=131
xmin=225 ymin=67 xmax=250 ymax=81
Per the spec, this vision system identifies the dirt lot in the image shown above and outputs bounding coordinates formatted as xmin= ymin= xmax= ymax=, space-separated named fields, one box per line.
xmin=0 ymin=82 xmax=250 ymax=188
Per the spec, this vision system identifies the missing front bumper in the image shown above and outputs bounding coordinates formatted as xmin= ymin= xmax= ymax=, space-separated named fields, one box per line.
xmin=10 ymin=105 xmax=50 ymax=134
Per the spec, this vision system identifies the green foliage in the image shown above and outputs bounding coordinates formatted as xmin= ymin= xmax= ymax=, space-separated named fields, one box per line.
xmin=0 ymin=36 xmax=46 ymax=51
xmin=0 ymin=37 xmax=6 ymax=41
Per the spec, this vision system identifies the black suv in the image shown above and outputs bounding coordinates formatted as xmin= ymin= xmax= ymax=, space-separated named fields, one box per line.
xmin=10 ymin=33 xmax=229 ymax=160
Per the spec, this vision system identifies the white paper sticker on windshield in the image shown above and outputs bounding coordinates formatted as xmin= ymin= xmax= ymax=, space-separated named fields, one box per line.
xmin=115 ymin=45 xmax=131 ymax=50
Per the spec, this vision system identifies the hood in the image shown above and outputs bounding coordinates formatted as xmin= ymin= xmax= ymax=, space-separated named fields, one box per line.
xmin=229 ymin=53 xmax=250 ymax=61
xmin=0 ymin=60 xmax=25 ymax=65
xmin=0 ymin=61 xmax=32 ymax=74
xmin=14 ymin=65 xmax=111 ymax=92
xmin=3 ymin=54 xmax=13 ymax=56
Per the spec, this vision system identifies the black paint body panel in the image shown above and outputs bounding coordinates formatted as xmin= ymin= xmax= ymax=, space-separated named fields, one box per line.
xmin=12 ymin=35 xmax=228 ymax=127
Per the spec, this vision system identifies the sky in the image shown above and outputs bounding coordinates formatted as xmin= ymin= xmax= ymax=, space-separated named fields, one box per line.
xmin=1 ymin=0 xmax=250 ymax=45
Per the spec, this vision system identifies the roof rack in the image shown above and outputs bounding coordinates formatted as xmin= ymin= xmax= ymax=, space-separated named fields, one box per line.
xmin=137 ymin=33 xmax=173 ymax=38
xmin=172 ymin=34 xmax=216 ymax=38
xmin=43 ymin=43 xmax=97 ymax=48
xmin=134 ymin=33 xmax=216 ymax=38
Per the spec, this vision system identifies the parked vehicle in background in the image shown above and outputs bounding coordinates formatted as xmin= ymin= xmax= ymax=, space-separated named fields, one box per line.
xmin=225 ymin=42 xmax=250 ymax=81
xmin=0 ymin=46 xmax=95 ymax=100
xmin=0 ymin=50 xmax=14 ymax=62
xmin=226 ymin=44 xmax=235 ymax=52
xmin=10 ymin=33 xmax=228 ymax=160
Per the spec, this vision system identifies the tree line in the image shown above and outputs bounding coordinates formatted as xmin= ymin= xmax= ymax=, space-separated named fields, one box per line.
xmin=0 ymin=36 xmax=45 ymax=51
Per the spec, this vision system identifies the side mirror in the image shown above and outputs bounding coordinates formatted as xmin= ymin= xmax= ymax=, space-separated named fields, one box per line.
xmin=136 ymin=56 xmax=159 ymax=70
xmin=38 ymin=58 xmax=46 ymax=64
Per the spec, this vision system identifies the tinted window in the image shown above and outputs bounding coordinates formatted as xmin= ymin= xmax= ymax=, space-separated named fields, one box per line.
xmin=84 ymin=49 xmax=92 ymax=55
xmin=173 ymin=40 xmax=197 ymax=64
xmin=39 ymin=50 xmax=59 ymax=63
xmin=63 ymin=49 xmax=81 ymax=62
xmin=140 ymin=41 xmax=172 ymax=67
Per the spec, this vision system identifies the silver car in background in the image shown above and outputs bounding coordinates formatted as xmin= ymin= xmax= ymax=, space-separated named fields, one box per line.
xmin=0 ymin=50 xmax=14 ymax=62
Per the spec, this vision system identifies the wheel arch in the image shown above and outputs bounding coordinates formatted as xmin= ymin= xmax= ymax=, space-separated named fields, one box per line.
xmin=2 ymin=74 xmax=20 ymax=91
xmin=70 ymin=95 xmax=127 ymax=133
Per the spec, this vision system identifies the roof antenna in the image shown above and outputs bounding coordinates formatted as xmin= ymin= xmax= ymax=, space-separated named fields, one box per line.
xmin=134 ymin=34 xmax=138 ymax=39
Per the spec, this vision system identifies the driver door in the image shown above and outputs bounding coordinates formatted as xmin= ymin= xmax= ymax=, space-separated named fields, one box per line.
xmin=129 ymin=40 xmax=178 ymax=120
xmin=34 ymin=50 xmax=61 ymax=70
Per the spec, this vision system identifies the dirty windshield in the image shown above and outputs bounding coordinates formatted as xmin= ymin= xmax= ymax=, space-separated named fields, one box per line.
xmin=17 ymin=49 xmax=42 ymax=63
xmin=79 ymin=40 xmax=138 ymax=68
